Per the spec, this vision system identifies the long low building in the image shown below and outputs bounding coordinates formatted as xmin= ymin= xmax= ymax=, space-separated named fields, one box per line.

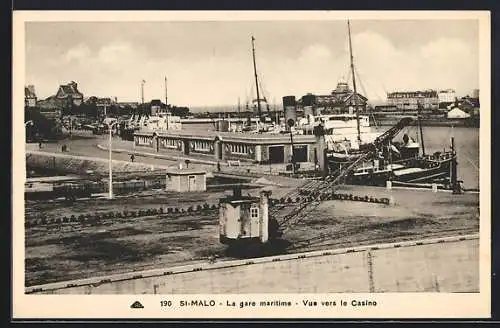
xmin=134 ymin=130 xmax=324 ymax=166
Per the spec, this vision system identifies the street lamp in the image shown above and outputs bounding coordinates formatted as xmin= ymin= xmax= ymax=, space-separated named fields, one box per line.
xmin=108 ymin=120 xmax=119 ymax=199
xmin=25 ymin=120 xmax=34 ymax=142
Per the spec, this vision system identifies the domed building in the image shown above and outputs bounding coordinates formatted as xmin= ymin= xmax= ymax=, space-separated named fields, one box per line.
xmin=297 ymin=80 xmax=368 ymax=115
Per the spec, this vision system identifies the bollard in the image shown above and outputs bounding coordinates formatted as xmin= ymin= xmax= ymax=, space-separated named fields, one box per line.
xmin=432 ymin=183 xmax=438 ymax=193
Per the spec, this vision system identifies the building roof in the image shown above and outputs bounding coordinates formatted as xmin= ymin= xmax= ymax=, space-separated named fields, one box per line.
xmin=461 ymin=97 xmax=480 ymax=108
xmin=166 ymin=168 xmax=207 ymax=175
xmin=219 ymin=196 xmax=260 ymax=204
xmin=150 ymin=99 xmax=164 ymax=106
xmin=57 ymin=82 xmax=83 ymax=98
xmin=305 ymin=91 xmax=368 ymax=107
xmin=447 ymin=107 xmax=471 ymax=119
xmin=136 ymin=129 xmax=317 ymax=144
xmin=387 ymin=90 xmax=438 ymax=98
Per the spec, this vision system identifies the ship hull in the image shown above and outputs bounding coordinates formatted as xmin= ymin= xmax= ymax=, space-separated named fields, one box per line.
xmin=328 ymin=155 xmax=455 ymax=188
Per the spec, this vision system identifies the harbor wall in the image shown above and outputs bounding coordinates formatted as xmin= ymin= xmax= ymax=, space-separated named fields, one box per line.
xmin=27 ymin=236 xmax=478 ymax=294
xmin=26 ymin=151 xmax=168 ymax=175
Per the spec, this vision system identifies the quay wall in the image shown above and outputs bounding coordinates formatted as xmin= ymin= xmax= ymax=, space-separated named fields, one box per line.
xmin=27 ymin=235 xmax=479 ymax=294
xmin=26 ymin=151 xmax=169 ymax=175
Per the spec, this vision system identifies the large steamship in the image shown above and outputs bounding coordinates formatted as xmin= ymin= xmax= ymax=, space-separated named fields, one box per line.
xmin=280 ymin=20 xmax=460 ymax=190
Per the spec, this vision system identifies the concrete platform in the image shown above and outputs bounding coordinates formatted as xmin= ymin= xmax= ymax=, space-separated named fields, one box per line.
xmin=26 ymin=234 xmax=479 ymax=294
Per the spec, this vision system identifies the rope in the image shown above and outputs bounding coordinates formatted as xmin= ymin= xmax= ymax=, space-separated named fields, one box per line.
xmin=458 ymin=148 xmax=479 ymax=172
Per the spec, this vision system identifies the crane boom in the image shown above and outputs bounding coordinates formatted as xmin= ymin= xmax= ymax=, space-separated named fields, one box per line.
xmin=270 ymin=117 xmax=414 ymax=235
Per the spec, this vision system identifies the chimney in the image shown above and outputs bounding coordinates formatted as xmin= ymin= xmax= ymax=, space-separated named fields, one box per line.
xmin=259 ymin=190 xmax=271 ymax=243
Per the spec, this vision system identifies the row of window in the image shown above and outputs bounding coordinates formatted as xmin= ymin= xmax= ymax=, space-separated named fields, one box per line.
xmin=388 ymin=99 xmax=437 ymax=103
xmin=193 ymin=140 xmax=211 ymax=151
xmin=229 ymin=143 xmax=250 ymax=155
xmin=162 ymin=138 xmax=178 ymax=148
xmin=136 ymin=136 xmax=151 ymax=145
xmin=388 ymin=94 xmax=438 ymax=99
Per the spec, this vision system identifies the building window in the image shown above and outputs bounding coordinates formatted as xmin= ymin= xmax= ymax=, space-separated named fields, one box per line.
xmin=164 ymin=138 xmax=177 ymax=148
xmin=250 ymin=207 xmax=259 ymax=219
xmin=193 ymin=140 xmax=210 ymax=152
xmin=231 ymin=143 xmax=248 ymax=155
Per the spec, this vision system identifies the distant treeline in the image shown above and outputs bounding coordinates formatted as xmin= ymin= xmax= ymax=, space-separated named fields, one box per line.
xmin=57 ymin=102 xmax=191 ymax=118
xmin=25 ymin=107 xmax=63 ymax=141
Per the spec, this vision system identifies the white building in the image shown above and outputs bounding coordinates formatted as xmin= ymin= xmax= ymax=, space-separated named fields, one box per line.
xmin=165 ymin=168 xmax=206 ymax=192
xmin=438 ymin=89 xmax=456 ymax=103
xmin=447 ymin=107 xmax=470 ymax=119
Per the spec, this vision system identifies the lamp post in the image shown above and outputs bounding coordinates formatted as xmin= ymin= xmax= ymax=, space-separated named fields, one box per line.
xmin=25 ymin=120 xmax=34 ymax=142
xmin=108 ymin=120 xmax=119 ymax=199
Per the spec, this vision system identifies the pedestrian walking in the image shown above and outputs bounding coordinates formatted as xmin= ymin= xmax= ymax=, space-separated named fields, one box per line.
xmin=130 ymin=154 xmax=135 ymax=162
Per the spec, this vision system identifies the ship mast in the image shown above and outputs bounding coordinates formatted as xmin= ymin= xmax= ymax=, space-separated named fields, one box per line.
xmin=251 ymin=36 xmax=263 ymax=123
xmin=347 ymin=20 xmax=361 ymax=145
xmin=417 ymin=100 xmax=426 ymax=156
xmin=164 ymin=76 xmax=168 ymax=109
xmin=238 ymin=97 xmax=241 ymax=116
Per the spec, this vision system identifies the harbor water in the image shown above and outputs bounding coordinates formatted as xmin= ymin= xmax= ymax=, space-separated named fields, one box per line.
xmin=182 ymin=122 xmax=480 ymax=190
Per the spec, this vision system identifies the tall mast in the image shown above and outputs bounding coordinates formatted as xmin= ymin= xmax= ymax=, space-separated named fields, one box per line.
xmin=164 ymin=76 xmax=168 ymax=109
xmin=251 ymin=36 xmax=263 ymax=122
xmin=347 ymin=20 xmax=361 ymax=145
xmin=238 ymin=97 xmax=241 ymax=116
xmin=417 ymin=100 xmax=426 ymax=156
xmin=141 ymin=79 xmax=145 ymax=105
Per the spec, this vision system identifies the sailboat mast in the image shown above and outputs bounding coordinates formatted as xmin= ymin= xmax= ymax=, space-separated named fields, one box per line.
xmin=347 ymin=20 xmax=361 ymax=144
xmin=417 ymin=101 xmax=426 ymax=156
xmin=164 ymin=76 xmax=168 ymax=109
xmin=251 ymin=36 xmax=263 ymax=122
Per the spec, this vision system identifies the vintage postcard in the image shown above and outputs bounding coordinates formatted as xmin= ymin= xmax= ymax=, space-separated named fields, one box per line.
xmin=12 ymin=10 xmax=491 ymax=319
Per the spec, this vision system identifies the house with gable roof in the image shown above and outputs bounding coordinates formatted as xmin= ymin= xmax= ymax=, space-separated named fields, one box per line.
xmin=55 ymin=81 xmax=84 ymax=106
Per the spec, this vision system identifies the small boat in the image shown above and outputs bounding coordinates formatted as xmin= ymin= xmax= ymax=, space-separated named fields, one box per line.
xmin=328 ymin=115 xmax=460 ymax=190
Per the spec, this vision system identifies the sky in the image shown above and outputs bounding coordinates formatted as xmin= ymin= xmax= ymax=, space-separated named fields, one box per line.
xmin=25 ymin=19 xmax=480 ymax=107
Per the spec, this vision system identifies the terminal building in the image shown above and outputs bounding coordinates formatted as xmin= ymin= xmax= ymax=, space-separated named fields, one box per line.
xmin=134 ymin=129 xmax=321 ymax=166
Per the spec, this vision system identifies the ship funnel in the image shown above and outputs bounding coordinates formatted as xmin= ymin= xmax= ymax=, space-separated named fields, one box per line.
xmin=283 ymin=96 xmax=297 ymax=130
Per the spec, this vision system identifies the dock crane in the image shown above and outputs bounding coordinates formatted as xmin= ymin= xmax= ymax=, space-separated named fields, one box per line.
xmin=219 ymin=117 xmax=415 ymax=254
